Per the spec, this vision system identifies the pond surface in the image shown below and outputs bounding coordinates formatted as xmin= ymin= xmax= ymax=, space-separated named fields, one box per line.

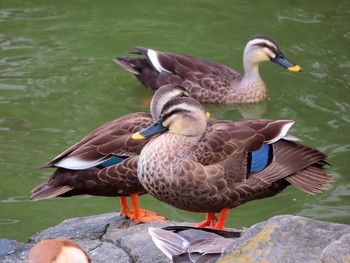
xmin=1 ymin=0 xmax=349 ymax=242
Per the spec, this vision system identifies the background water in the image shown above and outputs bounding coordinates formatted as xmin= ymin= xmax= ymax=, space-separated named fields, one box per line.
xmin=1 ymin=0 xmax=349 ymax=242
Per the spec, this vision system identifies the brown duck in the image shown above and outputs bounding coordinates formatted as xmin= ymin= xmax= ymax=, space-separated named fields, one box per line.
xmin=132 ymin=96 xmax=332 ymax=229
xmin=30 ymin=85 xmax=191 ymax=223
xmin=115 ymin=35 xmax=301 ymax=104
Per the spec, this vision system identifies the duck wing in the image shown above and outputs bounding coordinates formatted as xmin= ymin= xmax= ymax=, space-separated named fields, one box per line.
xmin=39 ymin=112 xmax=153 ymax=169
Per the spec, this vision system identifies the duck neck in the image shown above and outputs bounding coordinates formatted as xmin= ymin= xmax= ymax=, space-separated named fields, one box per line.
xmin=227 ymin=61 xmax=267 ymax=103
xmin=241 ymin=46 xmax=264 ymax=86
xmin=156 ymin=133 xmax=198 ymax=156
xmin=242 ymin=60 xmax=261 ymax=82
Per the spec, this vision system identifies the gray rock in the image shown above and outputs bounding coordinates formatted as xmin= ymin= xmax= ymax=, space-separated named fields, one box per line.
xmin=0 ymin=213 xmax=349 ymax=263
xmin=320 ymin=233 xmax=350 ymax=263
xmin=0 ymin=238 xmax=28 ymax=261
xmin=219 ymin=215 xmax=350 ymax=263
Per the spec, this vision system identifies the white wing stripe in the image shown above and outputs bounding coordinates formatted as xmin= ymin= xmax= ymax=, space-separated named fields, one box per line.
xmin=147 ymin=49 xmax=171 ymax=73
xmin=55 ymin=156 xmax=108 ymax=170
xmin=265 ymin=121 xmax=295 ymax=144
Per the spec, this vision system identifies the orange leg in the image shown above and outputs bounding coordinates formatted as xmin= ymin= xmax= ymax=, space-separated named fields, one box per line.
xmin=130 ymin=194 xmax=166 ymax=223
xmin=194 ymin=213 xmax=218 ymax=228
xmin=119 ymin=196 xmax=133 ymax=218
xmin=214 ymin=208 xmax=230 ymax=230
xmin=119 ymin=194 xmax=166 ymax=223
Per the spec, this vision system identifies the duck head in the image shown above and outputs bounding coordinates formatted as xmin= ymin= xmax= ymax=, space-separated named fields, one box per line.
xmin=150 ymin=84 xmax=190 ymax=119
xmin=243 ymin=35 xmax=301 ymax=72
xmin=133 ymin=97 xmax=207 ymax=139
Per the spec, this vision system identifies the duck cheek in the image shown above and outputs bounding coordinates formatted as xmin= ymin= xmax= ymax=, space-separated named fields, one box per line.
xmin=258 ymin=49 xmax=272 ymax=62
xmin=169 ymin=122 xmax=183 ymax=134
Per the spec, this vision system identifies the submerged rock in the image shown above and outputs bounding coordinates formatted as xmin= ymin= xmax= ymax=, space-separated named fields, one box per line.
xmin=0 ymin=213 xmax=349 ymax=263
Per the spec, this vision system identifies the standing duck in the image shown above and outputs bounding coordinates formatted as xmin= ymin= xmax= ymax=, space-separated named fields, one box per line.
xmin=115 ymin=35 xmax=301 ymax=104
xmin=30 ymin=85 xmax=191 ymax=223
xmin=132 ymin=96 xmax=332 ymax=229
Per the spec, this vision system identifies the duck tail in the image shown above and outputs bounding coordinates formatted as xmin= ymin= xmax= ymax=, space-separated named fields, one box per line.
xmin=148 ymin=227 xmax=187 ymax=260
xmin=268 ymin=140 xmax=333 ymax=194
xmin=30 ymin=181 xmax=73 ymax=201
xmin=114 ymin=46 xmax=150 ymax=75
xmin=285 ymin=161 xmax=333 ymax=194
xmin=115 ymin=47 xmax=164 ymax=89
xmin=113 ymin=56 xmax=143 ymax=75
xmin=30 ymin=168 xmax=75 ymax=201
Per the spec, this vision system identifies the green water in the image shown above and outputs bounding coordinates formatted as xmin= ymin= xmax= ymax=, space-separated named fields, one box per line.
xmin=1 ymin=0 xmax=349 ymax=242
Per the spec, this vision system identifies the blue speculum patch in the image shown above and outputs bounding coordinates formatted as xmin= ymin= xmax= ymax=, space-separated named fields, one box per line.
xmin=250 ymin=144 xmax=272 ymax=174
xmin=98 ymin=156 xmax=127 ymax=168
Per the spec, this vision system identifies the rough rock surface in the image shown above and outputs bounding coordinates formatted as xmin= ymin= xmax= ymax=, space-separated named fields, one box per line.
xmin=0 ymin=213 xmax=349 ymax=263
xmin=220 ymin=215 xmax=350 ymax=263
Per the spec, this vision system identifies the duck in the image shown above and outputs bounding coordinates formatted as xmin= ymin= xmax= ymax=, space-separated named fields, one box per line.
xmin=114 ymin=35 xmax=301 ymax=104
xmin=30 ymin=84 xmax=192 ymax=223
xmin=148 ymin=226 xmax=240 ymax=263
xmin=28 ymin=238 xmax=91 ymax=263
xmin=132 ymin=95 xmax=332 ymax=229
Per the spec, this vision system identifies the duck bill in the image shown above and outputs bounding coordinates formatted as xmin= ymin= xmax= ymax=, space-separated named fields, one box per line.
xmin=271 ymin=51 xmax=302 ymax=72
xmin=132 ymin=117 xmax=168 ymax=140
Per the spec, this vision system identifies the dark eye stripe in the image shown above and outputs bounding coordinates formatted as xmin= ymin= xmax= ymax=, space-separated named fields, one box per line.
xmin=173 ymin=85 xmax=190 ymax=98
xmin=162 ymin=108 xmax=191 ymax=121
xmin=253 ymin=42 xmax=278 ymax=55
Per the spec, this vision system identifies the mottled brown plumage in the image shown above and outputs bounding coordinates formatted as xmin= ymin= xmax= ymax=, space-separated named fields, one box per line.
xmin=133 ymin=96 xmax=332 ymax=229
xmin=31 ymin=85 xmax=191 ymax=223
xmin=31 ymin=112 xmax=157 ymax=222
xmin=115 ymin=35 xmax=301 ymax=104
xmin=31 ymin=113 xmax=151 ymax=199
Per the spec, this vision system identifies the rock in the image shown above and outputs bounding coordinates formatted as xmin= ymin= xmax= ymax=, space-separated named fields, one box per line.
xmin=219 ymin=215 xmax=350 ymax=263
xmin=2 ymin=212 xmax=172 ymax=263
xmin=320 ymin=233 xmax=350 ymax=263
xmin=0 ymin=213 xmax=349 ymax=263
xmin=0 ymin=238 xmax=28 ymax=261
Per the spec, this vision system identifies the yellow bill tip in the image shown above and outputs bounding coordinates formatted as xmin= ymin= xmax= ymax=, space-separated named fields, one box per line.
xmin=288 ymin=65 xmax=302 ymax=72
xmin=132 ymin=132 xmax=146 ymax=140
xmin=205 ymin=111 xmax=211 ymax=118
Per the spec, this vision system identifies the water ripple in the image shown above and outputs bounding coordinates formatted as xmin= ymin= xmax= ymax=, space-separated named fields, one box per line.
xmin=322 ymin=144 xmax=350 ymax=156
xmin=1 ymin=196 xmax=30 ymax=203
xmin=278 ymin=8 xmax=324 ymax=24
xmin=0 ymin=7 xmax=68 ymax=22
xmin=300 ymin=95 xmax=333 ymax=113
xmin=0 ymin=219 xmax=19 ymax=225
xmin=0 ymin=83 xmax=26 ymax=90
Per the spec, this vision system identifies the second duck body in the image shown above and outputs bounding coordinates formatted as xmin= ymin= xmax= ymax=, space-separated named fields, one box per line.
xmin=115 ymin=35 xmax=301 ymax=104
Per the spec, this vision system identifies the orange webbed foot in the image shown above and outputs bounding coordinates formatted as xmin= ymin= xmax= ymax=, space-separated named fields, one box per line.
xmin=194 ymin=213 xmax=218 ymax=228
xmin=131 ymin=209 xmax=166 ymax=223
xmin=194 ymin=209 xmax=230 ymax=230
xmin=119 ymin=195 xmax=166 ymax=223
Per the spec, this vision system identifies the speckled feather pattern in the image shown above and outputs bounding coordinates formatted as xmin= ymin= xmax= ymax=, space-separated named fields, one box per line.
xmin=31 ymin=85 xmax=194 ymax=200
xmin=31 ymin=85 xmax=194 ymax=201
xmin=116 ymin=34 xmax=303 ymax=104
xmin=116 ymin=46 xmax=269 ymax=104
xmin=31 ymin=113 xmax=153 ymax=200
xmin=137 ymin=115 xmax=331 ymax=214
